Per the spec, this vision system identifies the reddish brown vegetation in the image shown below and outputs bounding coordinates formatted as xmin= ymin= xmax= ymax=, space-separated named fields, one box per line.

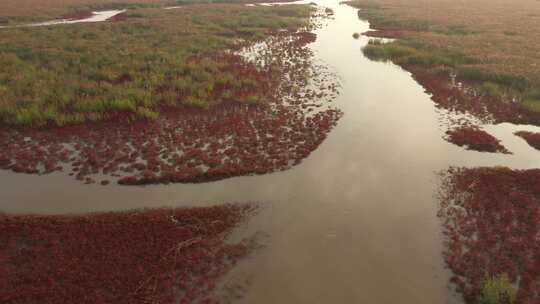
xmin=0 ymin=103 xmax=340 ymax=185
xmin=0 ymin=203 xmax=255 ymax=303
xmin=439 ymin=167 xmax=540 ymax=303
xmin=61 ymin=10 xmax=94 ymax=20
xmin=402 ymin=65 xmax=540 ymax=125
xmin=0 ymin=31 xmax=342 ymax=185
xmin=363 ymin=19 xmax=403 ymax=38
xmin=445 ymin=126 xmax=510 ymax=154
xmin=109 ymin=12 xmax=130 ymax=22
xmin=515 ymin=131 xmax=540 ymax=151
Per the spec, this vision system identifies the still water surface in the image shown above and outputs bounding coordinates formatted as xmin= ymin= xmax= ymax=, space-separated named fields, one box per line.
xmin=2 ymin=1 xmax=540 ymax=303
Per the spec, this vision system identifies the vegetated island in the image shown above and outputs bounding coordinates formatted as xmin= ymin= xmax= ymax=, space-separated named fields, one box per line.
xmin=514 ymin=130 xmax=540 ymax=151
xmin=0 ymin=2 xmax=342 ymax=185
xmin=445 ymin=126 xmax=511 ymax=154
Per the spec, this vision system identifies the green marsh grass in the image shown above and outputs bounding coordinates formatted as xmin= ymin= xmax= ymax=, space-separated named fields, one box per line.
xmin=0 ymin=4 xmax=312 ymax=125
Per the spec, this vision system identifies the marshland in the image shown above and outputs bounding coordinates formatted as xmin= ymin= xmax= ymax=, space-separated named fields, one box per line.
xmin=1 ymin=0 xmax=540 ymax=303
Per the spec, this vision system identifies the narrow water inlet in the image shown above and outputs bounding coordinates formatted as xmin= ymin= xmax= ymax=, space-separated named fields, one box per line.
xmin=1 ymin=0 xmax=540 ymax=303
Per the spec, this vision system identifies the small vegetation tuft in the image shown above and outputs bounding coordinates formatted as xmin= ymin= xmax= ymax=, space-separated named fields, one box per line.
xmin=479 ymin=274 xmax=516 ymax=304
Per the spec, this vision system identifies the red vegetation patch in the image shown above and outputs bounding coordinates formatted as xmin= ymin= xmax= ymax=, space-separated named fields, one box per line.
xmin=515 ymin=131 xmax=540 ymax=150
xmin=362 ymin=20 xmax=402 ymax=38
xmin=439 ymin=167 xmax=540 ymax=303
xmin=108 ymin=12 xmax=130 ymax=22
xmin=445 ymin=126 xmax=510 ymax=154
xmin=61 ymin=10 xmax=94 ymax=20
xmin=0 ymin=103 xmax=341 ymax=185
xmin=0 ymin=203 xmax=255 ymax=304
xmin=112 ymin=73 xmax=133 ymax=85
xmin=359 ymin=15 xmax=403 ymax=38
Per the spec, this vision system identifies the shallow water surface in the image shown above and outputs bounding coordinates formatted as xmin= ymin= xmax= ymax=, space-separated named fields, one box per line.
xmin=2 ymin=1 xmax=540 ymax=303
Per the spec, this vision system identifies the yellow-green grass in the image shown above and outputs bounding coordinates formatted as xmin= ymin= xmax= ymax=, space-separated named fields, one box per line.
xmin=0 ymin=4 xmax=312 ymax=125
xmin=348 ymin=0 xmax=540 ymax=110
xmin=0 ymin=0 xmax=172 ymax=24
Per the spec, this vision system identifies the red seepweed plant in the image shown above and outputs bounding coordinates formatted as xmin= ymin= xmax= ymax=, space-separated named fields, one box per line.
xmin=445 ymin=126 xmax=510 ymax=154
xmin=439 ymin=167 xmax=540 ymax=303
xmin=0 ymin=203 xmax=256 ymax=304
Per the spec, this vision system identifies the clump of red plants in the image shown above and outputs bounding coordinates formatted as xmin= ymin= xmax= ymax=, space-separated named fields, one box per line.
xmin=445 ymin=126 xmax=510 ymax=154
xmin=438 ymin=167 xmax=540 ymax=303
xmin=0 ymin=28 xmax=342 ymax=185
xmin=515 ymin=131 xmax=540 ymax=150
xmin=61 ymin=10 xmax=95 ymax=20
xmin=0 ymin=203 xmax=256 ymax=304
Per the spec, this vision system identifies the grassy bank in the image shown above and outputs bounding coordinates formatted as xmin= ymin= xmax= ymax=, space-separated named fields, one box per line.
xmin=348 ymin=0 xmax=540 ymax=115
xmin=0 ymin=3 xmax=311 ymax=126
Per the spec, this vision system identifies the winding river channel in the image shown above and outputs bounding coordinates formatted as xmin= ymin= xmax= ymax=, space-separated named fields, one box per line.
xmin=2 ymin=0 xmax=540 ymax=303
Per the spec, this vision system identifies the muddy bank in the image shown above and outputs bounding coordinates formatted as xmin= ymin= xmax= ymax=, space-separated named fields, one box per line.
xmin=439 ymin=167 xmax=540 ymax=303
xmin=0 ymin=203 xmax=256 ymax=303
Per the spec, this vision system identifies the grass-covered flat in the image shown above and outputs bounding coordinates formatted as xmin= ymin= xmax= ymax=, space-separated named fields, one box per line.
xmin=0 ymin=3 xmax=311 ymax=125
xmin=347 ymin=0 xmax=540 ymax=120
